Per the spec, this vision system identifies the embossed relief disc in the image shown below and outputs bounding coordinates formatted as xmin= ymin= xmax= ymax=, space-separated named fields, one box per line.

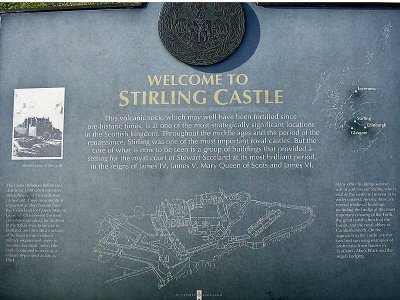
xmin=158 ymin=3 xmax=245 ymax=66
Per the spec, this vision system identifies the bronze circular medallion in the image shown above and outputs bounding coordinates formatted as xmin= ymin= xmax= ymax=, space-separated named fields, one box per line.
xmin=158 ymin=3 xmax=245 ymax=66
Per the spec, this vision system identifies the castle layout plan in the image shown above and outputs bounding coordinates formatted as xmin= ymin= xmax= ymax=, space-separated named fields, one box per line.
xmin=94 ymin=190 xmax=315 ymax=288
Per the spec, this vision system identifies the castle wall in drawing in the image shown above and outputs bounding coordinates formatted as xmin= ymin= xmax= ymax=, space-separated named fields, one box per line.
xmin=94 ymin=189 xmax=315 ymax=288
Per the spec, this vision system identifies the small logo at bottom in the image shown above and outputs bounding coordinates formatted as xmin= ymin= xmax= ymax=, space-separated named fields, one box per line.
xmin=196 ymin=290 xmax=202 ymax=300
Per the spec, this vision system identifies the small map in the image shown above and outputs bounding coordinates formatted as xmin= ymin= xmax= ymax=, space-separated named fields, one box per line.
xmin=313 ymin=22 xmax=392 ymax=157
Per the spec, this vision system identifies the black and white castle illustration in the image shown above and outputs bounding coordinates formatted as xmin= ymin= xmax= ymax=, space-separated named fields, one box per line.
xmin=12 ymin=88 xmax=64 ymax=159
xmin=94 ymin=190 xmax=315 ymax=288
xmin=14 ymin=117 xmax=62 ymax=139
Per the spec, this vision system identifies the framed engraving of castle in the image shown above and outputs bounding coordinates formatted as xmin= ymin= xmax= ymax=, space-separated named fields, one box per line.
xmin=0 ymin=2 xmax=400 ymax=300
xmin=12 ymin=88 xmax=64 ymax=160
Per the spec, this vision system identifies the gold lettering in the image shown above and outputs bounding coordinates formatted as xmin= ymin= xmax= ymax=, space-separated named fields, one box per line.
xmin=230 ymin=90 xmax=241 ymax=104
xmin=178 ymin=91 xmax=191 ymax=104
xmin=178 ymin=75 xmax=188 ymax=86
xmin=193 ymin=90 xmax=207 ymax=105
xmin=147 ymin=75 xmax=161 ymax=86
xmin=119 ymin=90 xmax=129 ymax=107
xmin=214 ymin=89 xmax=228 ymax=105
xmin=160 ymin=91 xmax=169 ymax=105
xmin=253 ymin=90 xmax=262 ymax=104
xmin=130 ymin=91 xmax=140 ymax=106
xmin=242 ymin=90 xmax=252 ymax=104
xmin=149 ymin=91 xmax=159 ymax=105
xmin=265 ymin=90 xmax=273 ymax=103
xmin=275 ymin=90 xmax=283 ymax=103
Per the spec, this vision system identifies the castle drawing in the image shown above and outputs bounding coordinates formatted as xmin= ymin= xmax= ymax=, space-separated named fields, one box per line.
xmin=14 ymin=117 xmax=62 ymax=139
xmin=94 ymin=189 xmax=315 ymax=288
xmin=12 ymin=87 xmax=64 ymax=159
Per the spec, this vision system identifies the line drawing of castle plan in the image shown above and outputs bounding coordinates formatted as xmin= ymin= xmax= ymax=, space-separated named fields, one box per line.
xmin=94 ymin=190 xmax=315 ymax=288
